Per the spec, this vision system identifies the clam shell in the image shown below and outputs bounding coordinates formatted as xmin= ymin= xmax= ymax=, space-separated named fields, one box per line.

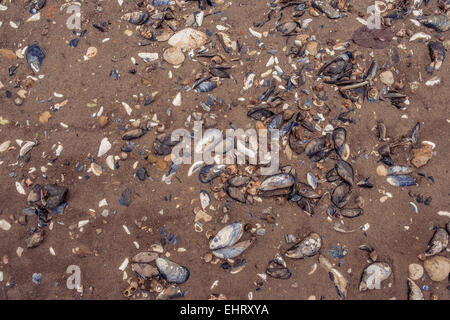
xmin=163 ymin=46 xmax=185 ymax=65
xmin=209 ymin=222 xmax=243 ymax=250
xmin=168 ymin=28 xmax=208 ymax=50
xmin=285 ymin=233 xmax=322 ymax=259
xmin=359 ymin=262 xmax=392 ymax=291
xmin=212 ymin=239 xmax=253 ymax=259
xmin=156 ymin=257 xmax=190 ymax=284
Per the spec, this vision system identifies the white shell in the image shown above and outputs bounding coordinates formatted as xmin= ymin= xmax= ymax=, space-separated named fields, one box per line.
xmin=0 ymin=140 xmax=10 ymax=152
xmin=106 ymin=155 xmax=115 ymax=170
xmin=0 ymin=219 xmax=11 ymax=231
xmin=19 ymin=141 xmax=35 ymax=157
xmin=172 ymin=92 xmax=182 ymax=107
xmin=97 ymin=137 xmax=111 ymax=157
xmin=168 ymin=28 xmax=208 ymax=50
xmin=138 ymin=52 xmax=159 ymax=62
xmin=16 ymin=182 xmax=26 ymax=195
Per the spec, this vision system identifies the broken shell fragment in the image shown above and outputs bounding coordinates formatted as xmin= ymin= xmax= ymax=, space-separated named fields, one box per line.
xmin=359 ymin=262 xmax=391 ymax=291
xmin=407 ymin=279 xmax=424 ymax=300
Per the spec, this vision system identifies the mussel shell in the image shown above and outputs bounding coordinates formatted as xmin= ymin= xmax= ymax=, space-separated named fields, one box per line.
xmin=266 ymin=260 xmax=291 ymax=279
xmin=199 ymin=164 xmax=225 ymax=183
xmin=212 ymin=239 xmax=253 ymax=259
xmin=386 ymin=175 xmax=416 ymax=187
xmin=156 ymin=285 xmax=184 ymax=300
xmin=296 ymin=182 xmax=320 ymax=199
xmin=209 ymin=67 xmax=230 ymax=79
xmin=122 ymin=128 xmax=146 ymax=140
xmin=195 ymin=81 xmax=217 ymax=93
xmin=247 ymin=108 xmax=274 ymax=121
xmin=152 ymin=0 xmax=175 ymax=6
xmin=425 ymin=228 xmax=448 ymax=256
xmin=326 ymin=168 xmax=340 ymax=182
xmin=267 ymin=114 xmax=283 ymax=135
xmin=332 ymin=127 xmax=347 ymax=157
xmin=26 ymin=44 xmax=46 ymax=73
xmin=305 ymin=137 xmax=326 ymax=157
xmin=132 ymin=263 xmax=159 ymax=279
xmin=340 ymin=208 xmax=363 ymax=218
xmin=209 ymin=222 xmax=244 ymax=250
xmin=156 ymin=257 xmax=190 ymax=284
xmin=411 ymin=122 xmax=420 ymax=144
xmin=331 ymin=182 xmax=351 ymax=208
xmin=285 ymin=232 xmax=322 ymax=259
xmin=123 ymin=12 xmax=149 ymax=25
xmin=418 ymin=14 xmax=450 ymax=32
xmin=226 ymin=186 xmax=246 ymax=203
xmin=276 ymin=21 xmax=298 ymax=36
xmin=359 ymin=262 xmax=391 ymax=291
xmin=314 ymin=191 xmax=331 ymax=216
xmin=289 ymin=130 xmax=306 ymax=154
xmin=335 ymin=160 xmax=354 ymax=186
xmin=227 ymin=175 xmax=250 ymax=187
xmin=261 ymin=173 xmax=295 ymax=192
xmin=297 ymin=197 xmax=314 ymax=215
